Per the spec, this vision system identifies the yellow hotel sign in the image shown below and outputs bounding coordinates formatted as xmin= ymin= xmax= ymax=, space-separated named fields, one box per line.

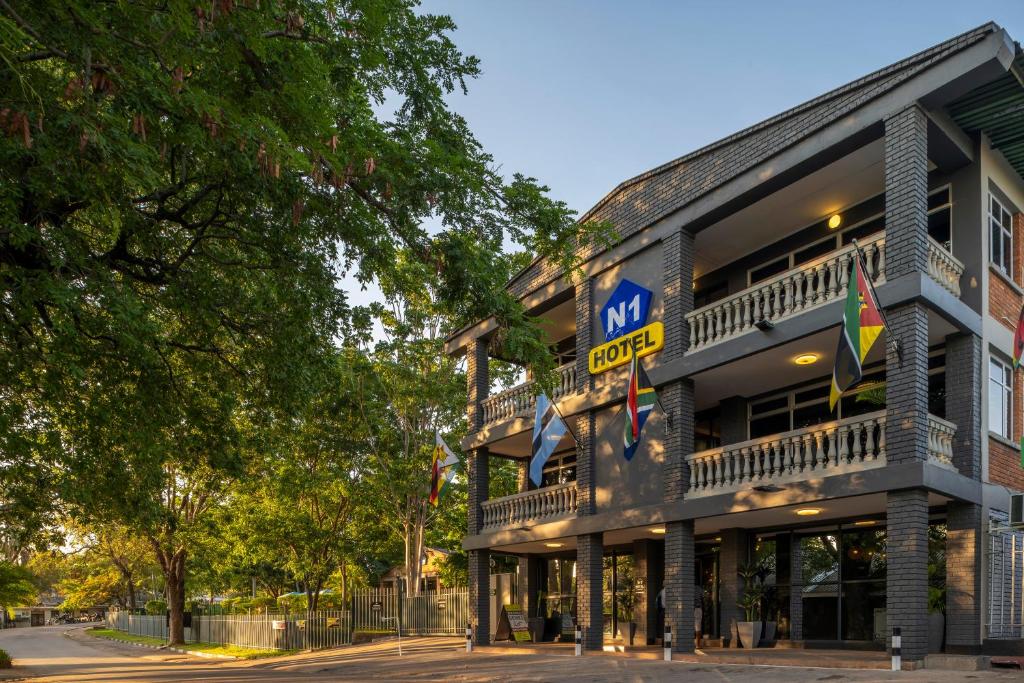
xmin=588 ymin=321 xmax=664 ymax=374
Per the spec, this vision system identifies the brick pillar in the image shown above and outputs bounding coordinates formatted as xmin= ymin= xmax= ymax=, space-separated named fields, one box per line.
xmin=718 ymin=528 xmax=747 ymax=646
xmin=633 ymin=538 xmax=665 ymax=645
xmin=469 ymin=549 xmax=490 ymax=645
xmin=945 ymin=333 xmax=982 ymax=479
xmin=885 ymin=303 xmax=930 ymax=465
xmin=517 ymin=556 xmax=541 ymax=621
xmin=516 ymin=459 xmax=530 ymax=493
xmin=946 ymin=502 xmax=983 ymax=654
xmin=719 ymin=396 xmax=748 ymax=446
xmin=466 ymin=337 xmax=489 ymax=432
xmin=576 ymin=411 xmax=596 ymax=515
xmin=884 ymin=104 xmax=929 ymax=280
xmin=887 ymin=489 xmax=929 ymax=661
xmin=577 ymin=533 xmax=603 ymax=650
xmin=467 ymin=447 xmax=489 ymax=535
xmin=663 ymin=229 xmax=695 ymax=360
xmin=663 ymin=380 xmax=695 ymax=503
xmin=789 ymin=537 xmax=803 ymax=641
xmin=665 ymin=520 xmax=695 ymax=652
xmin=575 ymin=277 xmax=593 ymax=393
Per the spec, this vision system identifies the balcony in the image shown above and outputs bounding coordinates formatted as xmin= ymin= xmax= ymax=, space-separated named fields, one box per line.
xmin=480 ymin=362 xmax=577 ymax=426
xmin=686 ymin=235 xmax=963 ymax=352
xmin=685 ymin=410 xmax=957 ymax=497
xmin=480 ymin=481 xmax=578 ymax=532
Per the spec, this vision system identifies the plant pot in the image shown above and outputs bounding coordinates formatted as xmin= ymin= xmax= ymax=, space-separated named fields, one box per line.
xmin=928 ymin=612 xmax=944 ymax=653
xmin=616 ymin=621 xmax=637 ymax=646
xmin=736 ymin=621 xmax=762 ymax=649
xmin=762 ymin=620 xmax=777 ymax=644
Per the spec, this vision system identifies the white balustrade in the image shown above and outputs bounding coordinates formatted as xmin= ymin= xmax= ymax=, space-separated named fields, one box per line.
xmin=926 ymin=237 xmax=964 ymax=297
xmin=687 ymin=235 xmax=886 ymax=351
xmin=480 ymin=482 xmax=579 ymax=531
xmin=479 ymin=362 xmax=577 ymax=426
xmin=927 ymin=414 xmax=957 ymax=470
xmin=686 ymin=411 xmax=888 ymax=496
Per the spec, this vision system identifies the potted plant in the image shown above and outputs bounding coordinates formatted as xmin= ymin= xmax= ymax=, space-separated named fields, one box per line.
xmin=615 ymin=580 xmax=638 ymax=645
xmin=736 ymin=561 xmax=772 ymax=648
xmin=927 ymin=525 xmax=946 ymax=653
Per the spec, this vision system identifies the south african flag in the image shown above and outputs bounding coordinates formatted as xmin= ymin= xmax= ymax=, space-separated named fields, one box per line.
xmin=623 ymin=350 xmax=657 ymax=461
xmin=829 ymin=250 xmax=885 ymax=410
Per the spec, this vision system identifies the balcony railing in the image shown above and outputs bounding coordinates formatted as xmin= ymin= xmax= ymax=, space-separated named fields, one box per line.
xmin=685 ymin=410 xmax=957 ymax=496
xmin=686 ymin=234 xmax=964 ymax=352
xmin=479 ymin=362 xmax=577 ymax=426
xmin=480 ymin=481 xmax=578 ymax=532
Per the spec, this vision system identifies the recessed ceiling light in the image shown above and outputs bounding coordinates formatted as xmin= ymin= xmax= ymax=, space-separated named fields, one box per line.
xmin=828 ymin=214 xmax=842 ymax=229
xmin=544 ymin=542 xmax=564 ymax=548
xmin=794 ymin=353 xmax=819 ymax=365
xmin=714 ymin=537 xmax=722 ymax=542
xmin=796 ymin=508 xmax=822 ymax=516
xmin=853 ymin=520 xmax=876 ymax=526
xmin=649 ymin=527 xmax=666 ymax=534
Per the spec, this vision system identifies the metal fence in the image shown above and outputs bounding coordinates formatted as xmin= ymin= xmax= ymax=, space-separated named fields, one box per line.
xmin=988 ymin=515 xmax=1024 ymax=639
xmin=351 ymin=586 xmax=468 ymax=636
xmin=106 ymin=609 xmax=353 ymax=651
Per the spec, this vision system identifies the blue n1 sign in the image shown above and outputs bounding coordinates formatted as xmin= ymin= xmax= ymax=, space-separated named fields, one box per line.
xmin=600 ymin=279 xmax=653 ymax=342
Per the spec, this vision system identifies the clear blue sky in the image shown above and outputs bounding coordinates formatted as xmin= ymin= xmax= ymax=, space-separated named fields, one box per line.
xmin=421 ymin=0 xmax=1024 ymax=217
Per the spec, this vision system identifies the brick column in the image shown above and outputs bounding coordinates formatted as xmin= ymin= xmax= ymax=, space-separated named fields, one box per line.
xmin=884 ymin=104 xmax=929 ymax=280
xmin=718 ymin=528 xmax=747 ymax=646
xmin=885 ymin=303 xmax=930 ymax=465
xmin=516 ymin=459 xmax=530 ymax=493
xmin=632 ymin=539 xmax=664 ymax=645
xmin=886 ymin=489 xmax=929 ymax=661
xmin=576 ymin=533 xmax=604 ymax=650
xmin=469 ymin=549 xmax=490 ymax=645
xmin=946 ymin=502 xmax=983 ymax=654
xmin=789 ymin=537 xmax=804 ymax=641
xmin=575 ymin=277 xmax=593 ymax=393
xmin=665 ymin=520 xmax=695 ymax=652
xmin=467 ymin=447 xmax=489 ymax=535
xmin=663 ymin=229 xmax=695 ymax=360
xmin=945 ymin=333 xmax=982 ymax=479
xmin=719 ymin=396 xmax=748 ymax=446
xmin=575 ymin=411 xmax=596 ymax=515
xmin=663 ymin=380 xmax=695 ymax=503
xmin=466 ymin=337 xmax=489 ymax=432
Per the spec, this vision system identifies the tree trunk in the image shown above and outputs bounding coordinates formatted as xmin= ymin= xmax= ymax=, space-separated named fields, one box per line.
xmin=165 ymin=553 xmax=187 ymax=645
xmin=126 ymin=577 xmax=137 ymax=611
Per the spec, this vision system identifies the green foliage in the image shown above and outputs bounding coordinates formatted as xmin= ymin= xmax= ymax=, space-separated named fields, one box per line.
xmin=144 ymin=599 xmax=166 ymax=615
xmin=0 ymin=562 xmax=37 ymax=607
xmin=58 ymin=568 xmax=121 ymax=611
xmin=434 ymin=551 xmax=467 ymax=587
xmin=0 ymin=648 xmax=10 ymax=669
xmin=736 ymin=561 xmax=770 ymax=622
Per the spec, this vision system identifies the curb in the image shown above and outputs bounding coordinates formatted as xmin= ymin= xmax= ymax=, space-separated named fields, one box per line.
xmin=87 ymin=633 xmax=238 ymax=660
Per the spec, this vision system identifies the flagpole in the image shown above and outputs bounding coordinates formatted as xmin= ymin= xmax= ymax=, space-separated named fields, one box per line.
xmin=850 ymin=238 xmax=901 ymax=364
xmin=547 ymin=391 xmax=580 ymax=445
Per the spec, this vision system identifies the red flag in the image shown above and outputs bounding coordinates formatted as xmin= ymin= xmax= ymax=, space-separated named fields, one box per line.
xmin=1014 ymin=304 xmax=1024 ymax=369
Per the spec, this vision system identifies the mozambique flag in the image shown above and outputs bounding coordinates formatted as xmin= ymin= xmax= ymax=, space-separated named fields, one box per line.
xmin=623 ymin=350 xmax=657 ymax=461
xmin=828 ymin=252 xmax=885 ymax=410
xmin=429 ymin=433 xmax=459 ymax=506
xmin=1013 ymin=304 xmax=1024 ymax=368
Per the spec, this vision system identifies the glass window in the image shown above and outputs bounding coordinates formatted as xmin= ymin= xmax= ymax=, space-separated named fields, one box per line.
xmin=694 ymin=282 xmax=729 ymax=310
xmin=989 ymin=355 xmax=1013 ymax=438
xmin=793 ymin=239 xmax=837 ymax=267
xmin=840 ymin=216 xmax=885 ymax=245
xmin=801 ymin=535 xmax=839 ymax=641
xmin=694 ymin=408 xmax=721 ymax=452
xmin=541 ymin=451 xmax=576 ymax=487
xmin=927 ymin=186 xmax=953 ymax=251
xmin=750 ymin=412 xmax=790 ymax=439
xmin=749 ymin=258 xmax=789 ymax=286
xmin=990 ymin=194 xmax=1014 ymax=276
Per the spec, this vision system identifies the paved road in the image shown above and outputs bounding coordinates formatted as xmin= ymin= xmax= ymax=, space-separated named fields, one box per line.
xmin=0 ymin=625 xmax=1021 ymax=682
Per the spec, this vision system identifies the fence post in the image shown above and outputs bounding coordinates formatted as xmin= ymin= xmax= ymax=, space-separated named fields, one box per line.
xmin=574 ymin=619 xmax=582 ymax=657
xmin=663 ymin=624 xmax=672 ymax=661
xmin=891 ymin=626 xmax=901 ymax=671
xmin=466 ymin=622 xmax=473 ymax=653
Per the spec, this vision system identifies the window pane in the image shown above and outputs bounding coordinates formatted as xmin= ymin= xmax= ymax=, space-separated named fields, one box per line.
xmin=750 ymin=396 xmax=788 ymax=415
xmin=927 ymin=208 xmax=951 ymax=248
xmin=750 ymin=413 xmax=791 ymax=439
xmin=795 ymin=384 xmax=830 ymax=404
xmin=928 ymin=187 xmax=950 ymax=210
xmin=992 ymin=220 xmax=1003 ymax=269
xmin=989 ymin=375 xmax=1006 ymax=436
xmin=928 ymin=372 xmax=946 ymax=419
xmin=750 ymin=258 xmax=789 ymax=285
xmin=840 ymin=217 xmax=885 ymax=245
xmin=841 ymin=529 xmax=887 ymax=581
xmin=793 ymin=239 xmax=836 ymax=267
xmin=793 ymin=401 xmax=831 ymax=430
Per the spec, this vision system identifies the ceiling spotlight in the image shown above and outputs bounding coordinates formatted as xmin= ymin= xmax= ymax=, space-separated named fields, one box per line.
xmin=795 ymin=508 xmax=822 ymax=516
xmin=828 ymin=214 xmax=842 ymax=230
xmin=649 ymin=527 xmax=666 ymax=535
xmin=544 ymin=542 xmax=564 ymax=548
xmin=794 ymin=353 xmax=819 ymax=366
xmin=853 ymin=520 xmax=877 ymax=527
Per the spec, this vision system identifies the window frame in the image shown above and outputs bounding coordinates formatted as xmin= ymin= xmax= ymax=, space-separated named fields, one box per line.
xmin=988 ymin=353 xmax=1013 ymax=440
xmin=989 ymin=192 xmax=1013 ymax=277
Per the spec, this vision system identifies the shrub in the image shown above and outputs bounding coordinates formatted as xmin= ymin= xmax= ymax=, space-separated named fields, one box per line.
xmin=144 ymin=600 xmax=166 ymax=615
xmin=250 ymin=596 xmax=277 ymax=613
xmin=0 ymin=648 xmax=11 ymax=668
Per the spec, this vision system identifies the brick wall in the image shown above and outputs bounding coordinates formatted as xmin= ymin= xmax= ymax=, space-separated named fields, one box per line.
xmin=662 ymin=380 xmax=694 ymax=503
xmin=886 ymin=489 xmax=930 ymax=661
xmin=945 ymin=502 xmax=982 ymax=654
xmin=466 ymin=337 xmax=488 ymax=432
xmin=467 ymin=447 xmax=489 ymax=536
xmin=576 ymin=533 xmax=604 ymax=650
xmin=469 ymin=549 xmax=490 ymax=645
xmin=945 ymin=334 xmax=982 ymax=480
xmin=884 ymin=105 xmax=929 ymax=280
xmin=665 ymin=520 xmax=695 ymax=652
xmin=987 ymin=211 xmax=1024 ymax=324
xmin=575 ymin=412 xmax=596 ymax=515
xmin=989 ymin=437 xmax=1024 ymax=492
xmin=885 ymin=303 xmax=930 ymax=464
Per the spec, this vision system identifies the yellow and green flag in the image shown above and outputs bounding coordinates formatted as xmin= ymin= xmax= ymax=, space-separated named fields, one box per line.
xmin=429 ymin=433 xmax=459 ymax=506
xmin=829 ymin=252 xmax=885 ymax=410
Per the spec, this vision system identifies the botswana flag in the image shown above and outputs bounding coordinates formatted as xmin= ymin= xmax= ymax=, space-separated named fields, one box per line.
xmin=529 ymin=393 xmax=569 ymax=487
xmin=828 ymin=251 xmax=885 ymax=410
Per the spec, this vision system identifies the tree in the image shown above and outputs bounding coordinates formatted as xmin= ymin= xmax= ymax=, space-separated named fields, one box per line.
xmin=64 ymin=521 xmax=152 ymax=610
xmin=0 ymin=562 xmax=38 ymax=608
xmin=1 ymin=0 xmax=608 ymax=642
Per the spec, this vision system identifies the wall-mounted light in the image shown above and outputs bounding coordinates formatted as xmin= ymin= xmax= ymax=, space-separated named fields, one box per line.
xmin=853 ymin=520 xmax=877 ymax=527
xmin=795 ymin=507 xmax=822 ymax=516
xmin=544 ymin=542 xmax=564 ymax=548
xmin=794 ymin=353 xmax=819 ymax=366
xmin=828 ymin=214 xmax=842 ymax=230
xmin=649 ymin=527 xmax=666 ymax=535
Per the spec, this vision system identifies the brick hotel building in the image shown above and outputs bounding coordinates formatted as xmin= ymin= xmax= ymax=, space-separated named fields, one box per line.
xmin=446 ymin=23 xmax=1024 ymax=662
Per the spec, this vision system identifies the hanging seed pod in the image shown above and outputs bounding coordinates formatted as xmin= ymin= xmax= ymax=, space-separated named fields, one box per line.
xmin=327 ymin=134 xmax=338 ymax=152
xmin=79 ymin=130 xmax=90 ymax=152
xmin=292 ymin=199 xmax=304 ymax=225
xmin=364 ymin=157 xmax=375 ymax=175
xmin=172 ymin=67 xmax=185 ymax=94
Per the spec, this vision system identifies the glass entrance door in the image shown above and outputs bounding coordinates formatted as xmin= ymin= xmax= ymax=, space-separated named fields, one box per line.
xmin=602 ymin=551 xmax=635 ymax=641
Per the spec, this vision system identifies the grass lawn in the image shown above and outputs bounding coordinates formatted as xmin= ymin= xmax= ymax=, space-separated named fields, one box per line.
xmin=87 ymin=628 xmax=295 ymax=659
